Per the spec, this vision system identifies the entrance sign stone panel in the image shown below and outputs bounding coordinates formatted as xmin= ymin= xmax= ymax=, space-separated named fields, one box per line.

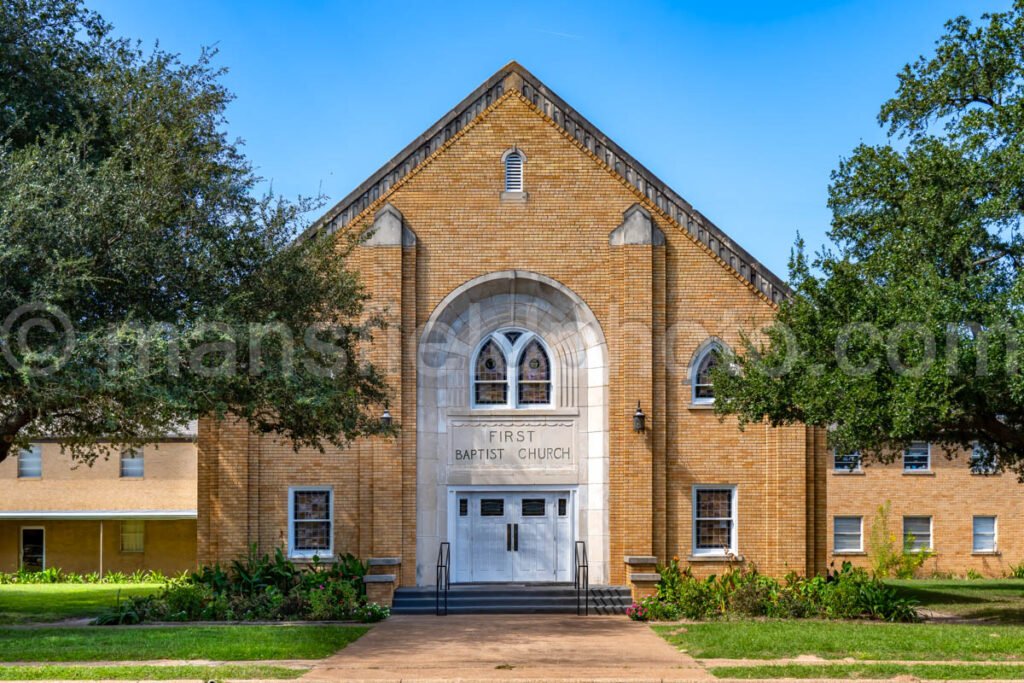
xmin=450 ymin=420 xmax=575 ymax=471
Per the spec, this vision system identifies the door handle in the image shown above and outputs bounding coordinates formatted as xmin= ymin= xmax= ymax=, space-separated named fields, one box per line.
xmin=514 ymin=523 xmax=519 ymax=552
xmin=506 ymin=523 xmax=512 ymax=551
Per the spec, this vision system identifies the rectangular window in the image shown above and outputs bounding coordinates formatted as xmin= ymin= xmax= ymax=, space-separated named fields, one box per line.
xmin=480 ymin=499 xmax=505 ymax=516
xmin=903 ymin=516 xmax=932 ymax=552
xmin=692 ymin=486 xmax=737 ymax=556
xmin=120 ymin=520 xmax=144 ymax=553
xmin=17 ymin=446 xmax=41 ymax=479
xmin=119 ymin=448 xmax=144 ymax=478
xmin=521 ymin=499 xmax=546 ymax=516
xmin=973 ymin=516 xmax=997 ymax=553
xmin=289 ymin=488 xmax=333 ymax=559
xmin=903 ymin=442 xmax=930 ymax=472
xmin=970 ymin=443 xmax=996 ymax=474
xmin=833 ymin=450 xmax=862 ymax=472
xmin=833 ymin=516 xmax=863 ymax=553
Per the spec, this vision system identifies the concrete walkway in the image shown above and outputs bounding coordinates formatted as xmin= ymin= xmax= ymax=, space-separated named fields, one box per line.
xmin=303 ymin=614 xmax=710 ymax=682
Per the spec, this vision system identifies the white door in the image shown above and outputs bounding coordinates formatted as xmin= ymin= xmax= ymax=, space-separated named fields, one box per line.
xmin=453 ymin=490 xmax=573 ymax=583
xmin=513 ymin=495 xmax=557 ymax=581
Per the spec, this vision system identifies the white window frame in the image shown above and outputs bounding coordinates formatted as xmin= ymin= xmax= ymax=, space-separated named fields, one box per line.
xmin=502 ymin=148 xmax=525 ymax=192
xmin=19 ymin=526 xmax=45 ymax=570
xmin=17 ymin=445 xmax=41 ymax=479
xmin=902 ymin=442 xmax=931 ymax=472
xmin=691 ymin=342 xmax=724 ymax=405
xmin=902 ymin=515 xmax=933 ymax=552
xmin=288 ymin=486 xmax=334 ymax=560
xmin=691 ymin=485 xmax=738 ymax=557
xmin=470 ymin=329 xmax=554 ymax=409
xmin=972 ymin=515 xmax=997 ymax=553
xmin=833 ymin=516 xmax=863 ymax=553
xmin=120 ymin=520 xmax=145 ymax=553
xmin=119 ymin=448 xmax=144 ymax=479
xmin=832 ymin=450 xmax=862 ymax=472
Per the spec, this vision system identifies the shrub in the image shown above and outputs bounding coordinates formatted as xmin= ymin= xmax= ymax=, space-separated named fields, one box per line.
xmin=93 ymin=545 xmax=379 ymax=625
xmin=1008 ymin=564 xmax=1024 ymax=579
xmin=0 ymin=568 xmax=172 ymax=585
xmin=644 ymin=560 xmax=918 ymax=623
xmin=626 ymin=602 xmax=649 ymax=621
xmin=867 ymin=501 xmax=933 ymax=578
xmin=354 ymin=602 xmax=390 ymax=623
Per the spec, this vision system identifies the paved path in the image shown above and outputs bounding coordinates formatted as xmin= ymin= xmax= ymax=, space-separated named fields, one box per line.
xmin=303 ymin=614 xmax=710 ymax=682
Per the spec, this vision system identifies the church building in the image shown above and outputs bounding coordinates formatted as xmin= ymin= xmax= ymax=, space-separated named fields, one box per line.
xmin=197 ymin=62 xmax=837 ymax=600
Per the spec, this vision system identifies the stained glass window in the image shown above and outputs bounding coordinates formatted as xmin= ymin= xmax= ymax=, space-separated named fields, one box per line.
xmin=693 ymin=345 xmax=721 ymax=402
xmin=694 ymin=488 xmax=735 ymax=555
xmin=292 ymin=489 xmax=332 ymax=556
xmin=474 ymin=339 xmax=507 ymax=405
xmin=517 ymin=339 xmax=551 ymax=405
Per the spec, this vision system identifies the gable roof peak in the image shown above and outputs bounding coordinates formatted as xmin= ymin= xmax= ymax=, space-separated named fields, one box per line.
xmin=305 ymin=62 xmax=788 ymax=304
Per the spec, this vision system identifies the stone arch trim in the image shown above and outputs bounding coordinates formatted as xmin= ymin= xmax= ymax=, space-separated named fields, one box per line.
xmin=416 ymin=270 xmax=610 ymax=585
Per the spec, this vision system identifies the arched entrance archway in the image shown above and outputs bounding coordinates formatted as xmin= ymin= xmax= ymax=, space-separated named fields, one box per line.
xmin=416 ymin=271 xmax=609 ymax=585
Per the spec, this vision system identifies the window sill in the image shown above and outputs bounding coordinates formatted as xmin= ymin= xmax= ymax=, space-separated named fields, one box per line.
xmin=831 ymin=470 xmax=865 ymax=476
xmin=972 ymin=551 xmax=1000 ymax=556
xmin=447 ymin=407 xmax=579 ymax=418
xmin=902 ymin=471 xmax=935 ymax=476
xmin=688 ymin=554 xmax=744 ymax=563
xmin=500 ymin=191 xmax=528 ymax=203
xmin=290 ymin=555 xmax=335 ymax=563
xmin=832 ymin=551 xmax=867 ymax=556
xmin=688 ymin=403 xmax=716 ymax=411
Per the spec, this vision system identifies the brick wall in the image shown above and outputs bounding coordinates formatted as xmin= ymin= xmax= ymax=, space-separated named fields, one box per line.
xmin=827 ymin=446 xmax=1023 ymax=576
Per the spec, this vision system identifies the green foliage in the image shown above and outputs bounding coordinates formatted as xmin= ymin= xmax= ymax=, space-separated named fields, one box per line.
xmin=94 ymin=546 xmax=378 ymax=624
xmin=352 ymin=602 xmax=390 ymax=623
xmin=0 ymin=568 xmax=171 ymax=585
xmin=646 ymin=560 xmax=919 ymax=622
xmin=712 ymin=1 xmax=1024 ymax=476
xmin=1008 ymin=564 xmax=1024 ymax=579
xmin=866 ymin=501 xmax=933 ymax=579
xmin=0 ymin=0 xmax=392 ymax=464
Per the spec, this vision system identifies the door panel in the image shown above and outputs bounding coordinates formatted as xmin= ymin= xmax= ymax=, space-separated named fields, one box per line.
xmin=513 ymin=495 xmax=556 ymax=581
xmin=469 ymin=495 xmax=513 ymax=581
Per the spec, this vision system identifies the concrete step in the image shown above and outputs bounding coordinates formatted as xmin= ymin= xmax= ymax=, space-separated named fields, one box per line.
xmin=392 ymin=584 xmax=633 ymax=615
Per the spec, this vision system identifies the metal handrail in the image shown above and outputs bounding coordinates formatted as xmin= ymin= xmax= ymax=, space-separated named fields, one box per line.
xmin=435 ymin=541 xmax=450 ymax=616
xmin=574 ymin=540 xmax=589 ymax=616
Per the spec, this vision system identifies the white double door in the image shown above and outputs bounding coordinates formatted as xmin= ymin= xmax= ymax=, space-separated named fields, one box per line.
xmin=453 ymin=490 xmax=572 ymax=583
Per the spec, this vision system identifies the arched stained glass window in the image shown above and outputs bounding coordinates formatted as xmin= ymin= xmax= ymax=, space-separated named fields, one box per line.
xmin=474 ymin=339 xmax=507 ymax=405
xmin=693 ymin=344 xmax=722 ymax=403
xmin=517 ymin=339 xmax=551 ymax=405
xmin=471 ymin=329 xmax=553 ymax=408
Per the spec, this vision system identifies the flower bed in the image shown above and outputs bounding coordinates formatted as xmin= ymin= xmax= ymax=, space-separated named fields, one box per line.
xmin=95 ymin=546 xmax=388 ymax=624
xmin=632 ymin=559 xmax=919 ymax=622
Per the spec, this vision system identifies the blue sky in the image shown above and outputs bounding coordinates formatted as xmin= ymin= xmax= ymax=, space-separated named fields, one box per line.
xmin=90 ymin=0 xmax=1008 ymax=278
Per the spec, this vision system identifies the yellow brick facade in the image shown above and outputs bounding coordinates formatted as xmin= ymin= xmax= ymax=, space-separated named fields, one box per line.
xmin=828 ymin=447 xmax=1023 ymax=576
xmin=0 ymin=439 xmax=197 ymax=574
xmin=198 ymin=67 xmax=831 ymax=588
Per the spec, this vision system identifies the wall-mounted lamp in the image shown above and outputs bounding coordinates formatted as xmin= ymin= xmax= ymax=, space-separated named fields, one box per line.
xmin=633 ymin=401 xmax=646 ymax=433
xmin=381 ymin=404 xmax=393 ymax=429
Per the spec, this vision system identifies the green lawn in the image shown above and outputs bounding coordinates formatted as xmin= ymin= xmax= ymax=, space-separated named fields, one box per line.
xmin=710 ymin=663 xmax=1024 ymax=680
xmin=0 ymin=625 xmax=367 ymax=662
xmin=0 ymin=664 xmax=307 ymax=680
xmin=0 ymin=584 xmax=161 ymax=624
xmin=655 ymin=620 xmax=1024 ymax=661
xmin=888 ymin=579 xmax=1024 ymax=624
